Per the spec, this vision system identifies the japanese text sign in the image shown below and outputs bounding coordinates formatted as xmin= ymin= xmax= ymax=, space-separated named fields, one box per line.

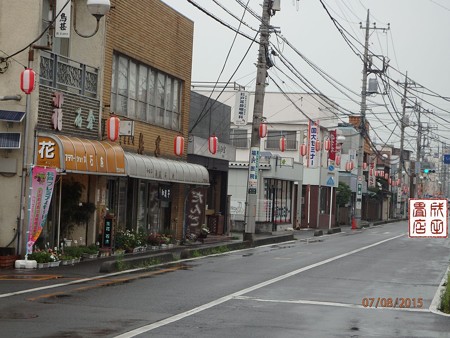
xmin=408 ymin=199 xmax=448 ymax=238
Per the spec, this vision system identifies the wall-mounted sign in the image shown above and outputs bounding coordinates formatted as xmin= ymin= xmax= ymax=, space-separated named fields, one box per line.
xmin=159 ymin=184 xmax=171 ymax=201
xmin=55 ymin=0 xmax=71 ymax=38
xmin=234 ymin=91 xmax=249 ymax=125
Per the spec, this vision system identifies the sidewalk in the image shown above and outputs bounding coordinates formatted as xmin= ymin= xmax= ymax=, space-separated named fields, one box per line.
xmin=0 ymin=230 xmax=300 ymax=277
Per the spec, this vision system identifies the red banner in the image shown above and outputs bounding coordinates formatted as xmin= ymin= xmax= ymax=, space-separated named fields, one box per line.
xmin=329 ymin=130 xmax=336 ymax=161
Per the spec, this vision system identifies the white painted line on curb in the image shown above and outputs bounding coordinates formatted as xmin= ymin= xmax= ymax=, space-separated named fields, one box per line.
xmin=114 ymin=233 xmax=405 ymax=338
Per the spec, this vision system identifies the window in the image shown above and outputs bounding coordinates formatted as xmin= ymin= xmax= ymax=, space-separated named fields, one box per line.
xmin=230 ymin=129 xmax=249 ymax=148
xmin=266 ymin=130 xmax=297 ymax=150
xmin=111 ymin=53 xmax=182 ymax=131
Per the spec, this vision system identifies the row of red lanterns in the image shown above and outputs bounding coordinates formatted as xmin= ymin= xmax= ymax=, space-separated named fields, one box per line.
xmin=174 ymin=135 xmax=218 ymax=157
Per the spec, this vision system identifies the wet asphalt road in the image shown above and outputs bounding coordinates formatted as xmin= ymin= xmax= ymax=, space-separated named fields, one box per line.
xmin=1 ymin=221 xmax=449 ymax=338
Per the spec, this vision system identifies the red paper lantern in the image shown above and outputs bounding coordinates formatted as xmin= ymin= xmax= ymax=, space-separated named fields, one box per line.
xmin=106 ymin=116 xmax=120 ymax=142
xmin=315 ymin=140 xmax=321 ymax=152
xmin=335 ymin=155 xmax=341 ymax=166
xmin=324 ymin=138 xmax=331 ymax=151
xmin=388 ymin=178 xmax=392 ymax=185
xmin=174 ymin=135 xmax=184 ymax=156
xmin=259 ymin=123 xmax=268 ymax=138
xmin=345 ymin=161 xmax=354 ymax=172
xmin=208 ymin=135 xmax=218 ymax=154
xmin=279 ymin=136 xmax=286 ymax=152
xmin=20 ymin=68 xmax=36 ymax=94
xmin=300 ymin=143 xmax=307 ymax=156
xmin=385 ymin=173 xmax=389 ymax=180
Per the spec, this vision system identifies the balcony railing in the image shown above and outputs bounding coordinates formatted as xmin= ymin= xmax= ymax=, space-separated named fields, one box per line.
xmin=39 ymin=51 xmax=99 ymax=98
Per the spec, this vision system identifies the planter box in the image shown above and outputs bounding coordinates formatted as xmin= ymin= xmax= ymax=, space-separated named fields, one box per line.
xmin=0 ymin=255 xmax=20 ymax=269
xmin=82 ymin=252 xmax=99 ymax=260
xmin=37 ymin=262 xmax=50 ymax=269
xmin=49 ymin=261 xmax=61 ymax=267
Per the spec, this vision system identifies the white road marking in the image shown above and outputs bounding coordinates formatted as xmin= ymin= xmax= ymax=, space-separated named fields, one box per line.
xmin=114 ymin=233 xmax=405 ymax=338
xmin=234 ymin=296 xmax=430 ymax=313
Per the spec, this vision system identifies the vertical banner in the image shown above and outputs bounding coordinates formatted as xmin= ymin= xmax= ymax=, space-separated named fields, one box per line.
xmin=234 ymin=91 xmax=249 ymax=125
xmin=248 ymin=147 xmax=260 ymax=194
xmin=307 ymin=120 xmax=319 ymax=168
xmin=329 ymin=130 xmax=336 ymax=161
xmin=55 ymin=0 xmax=71 ymax=38
xmin=27 ymin=166 xmax=57 ymax=254
xmin=185 ymin=187 xmax=206 ymax=237
xmin=368 ymin=155 xmax=376 ymax=188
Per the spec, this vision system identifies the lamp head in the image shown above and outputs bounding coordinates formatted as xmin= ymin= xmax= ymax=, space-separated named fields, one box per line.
xmin=336 ymin=135 xmax=346 ymax=143
xmin=87 ymin=0 xmax=111 ymax=20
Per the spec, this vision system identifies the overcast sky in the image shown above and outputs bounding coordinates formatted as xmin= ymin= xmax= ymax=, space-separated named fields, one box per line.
xmin=162 ymin=0 xmax=450 ymax=155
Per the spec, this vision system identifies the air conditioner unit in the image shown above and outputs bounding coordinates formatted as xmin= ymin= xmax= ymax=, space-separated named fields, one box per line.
xmin=119 ymin=121 xmax=134 ymax=136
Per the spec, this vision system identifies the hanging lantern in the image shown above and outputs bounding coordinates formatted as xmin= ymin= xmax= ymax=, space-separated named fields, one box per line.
xmin=363 ymin=162 xmax=368 ymax=170
xmin=324 ymin=138 xmax=331 ymax=151
xmin=300 ymin=143 xmax=307 ymax=156
xmin=397 ymin=178 xmax=401 ymax=186
xmin=345 ymin=161 xmax=354 ymax=172
xmin=106 ymin=116 xmax=120 ymax=142
xmin=174 ymin=135 xmax=184 ymax=156
xmin=259 ymin=123 xmax=268 ymax=138
xmin=385 ymin=173 xmax=389 ymax=180
xmin=388 ymin=178 xmax=392 ymax=185
xmin=279 ymin=136 xmax=286 ymax=152
xmin=315 ymin=140 xmax=321 ymax=152
xmin=335 ymin=155 xmax=341 ymax=166
xmin=20 ymin=68 xmax=36 ymax=94
xmin=208 ymin=135 xmax=218 ymax=155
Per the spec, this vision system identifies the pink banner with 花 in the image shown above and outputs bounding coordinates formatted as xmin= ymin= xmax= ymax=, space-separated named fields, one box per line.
xmin=27 ymin=166 xmax=57 ymax=254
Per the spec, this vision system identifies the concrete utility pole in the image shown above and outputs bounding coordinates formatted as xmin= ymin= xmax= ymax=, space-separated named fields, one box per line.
xmin=355 ymin=10 xmax=389 ymax=227
xmin=397 ymin=72 xmax=408 ymax=217
xmin=355 ymin=10 xmax=370 ymax=228
xmin=244 ymin=0 xmax=274 ymax=241
xmin=415 ymin=105 xmax=422 ymax=198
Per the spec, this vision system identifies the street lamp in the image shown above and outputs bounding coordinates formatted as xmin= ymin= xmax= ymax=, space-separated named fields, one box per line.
xmin=74 ymin=0 xmax=111 ymax=38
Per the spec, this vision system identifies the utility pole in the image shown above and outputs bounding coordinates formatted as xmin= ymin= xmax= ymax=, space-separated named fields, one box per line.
xmin=415 ymin=104 xmax=422 ymax=198
xmin=355 ymin=10 xmax=389 ymax=227
xmin=397 ymin=72 xmax=408 ymax=218
xmin=244 ymin=0 xmax=275 ymax=241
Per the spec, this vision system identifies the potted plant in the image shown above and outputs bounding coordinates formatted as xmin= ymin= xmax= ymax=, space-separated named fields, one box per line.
xmin=28 ymin=251 xmax=52 ymax=268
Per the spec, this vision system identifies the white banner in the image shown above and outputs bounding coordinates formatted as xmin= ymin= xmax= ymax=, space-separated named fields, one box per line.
xmin=308 ymin=120 xmax=319 ymax=168
xmin=234 ymin=91 xmax=249 ymax=125
xmin=55 ymin=0 xmax=71 ymax=38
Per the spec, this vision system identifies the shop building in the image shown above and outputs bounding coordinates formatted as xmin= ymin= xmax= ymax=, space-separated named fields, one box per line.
xmin=0 ymin=0 xmax=208 ymax=255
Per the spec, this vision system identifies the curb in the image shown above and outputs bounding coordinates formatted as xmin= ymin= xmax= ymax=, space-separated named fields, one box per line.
xmin=99 ymin=233 xmax=295 ymax=273
xmin=430 ymin=266 xmax=450 ymax=316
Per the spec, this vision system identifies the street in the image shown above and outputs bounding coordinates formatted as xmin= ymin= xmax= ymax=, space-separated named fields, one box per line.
xmin=1 ymin=221 xmax=450 ymax=337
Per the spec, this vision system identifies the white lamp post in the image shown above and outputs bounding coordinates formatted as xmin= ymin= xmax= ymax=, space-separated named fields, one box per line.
xmin=74 ymin=0 xmax=111 ymax=38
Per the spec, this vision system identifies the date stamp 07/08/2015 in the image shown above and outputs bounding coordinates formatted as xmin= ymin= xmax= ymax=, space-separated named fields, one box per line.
xmin=362 ymin=297 xmax=423 ymax=309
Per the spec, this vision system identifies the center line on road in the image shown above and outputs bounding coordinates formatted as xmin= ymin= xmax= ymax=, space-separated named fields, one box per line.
xmin=115 ymin=233 xmax=406 ymax=338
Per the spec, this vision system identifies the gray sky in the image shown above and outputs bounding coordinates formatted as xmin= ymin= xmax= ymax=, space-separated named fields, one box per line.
xmin=162 ymin=0 xmax=450 ymax=155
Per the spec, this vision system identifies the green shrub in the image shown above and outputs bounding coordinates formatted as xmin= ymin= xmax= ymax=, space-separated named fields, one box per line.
xmin=27 ymin=251 xmax=51 ymax=263
xmin=440 ymin=273 xmax=450 ymax=313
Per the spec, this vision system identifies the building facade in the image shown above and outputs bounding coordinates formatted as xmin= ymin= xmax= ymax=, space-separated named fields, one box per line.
xmin=0 ymin=0 xmax=208 ymax=255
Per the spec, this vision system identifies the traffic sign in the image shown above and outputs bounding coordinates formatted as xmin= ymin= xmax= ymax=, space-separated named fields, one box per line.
xmin=444 ymin=154 xmax=450 ymax=164
xmin=328 ymin=165 xmax=335 ymax=172
xmin=326 ymin=176 xmax=335 ymax=187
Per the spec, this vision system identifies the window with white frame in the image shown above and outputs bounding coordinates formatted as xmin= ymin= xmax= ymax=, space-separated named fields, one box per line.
xmin=266 ymin=130 xmax=297 ymax=150
xmin=110 ymin=53 xmax=182 ymax=131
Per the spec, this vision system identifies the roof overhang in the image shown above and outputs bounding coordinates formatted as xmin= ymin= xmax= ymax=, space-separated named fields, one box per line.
xmin=125 ymin=152 xmax=209 ymax=186
xmin=36 ymin=133 xmax=126 ymax=175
